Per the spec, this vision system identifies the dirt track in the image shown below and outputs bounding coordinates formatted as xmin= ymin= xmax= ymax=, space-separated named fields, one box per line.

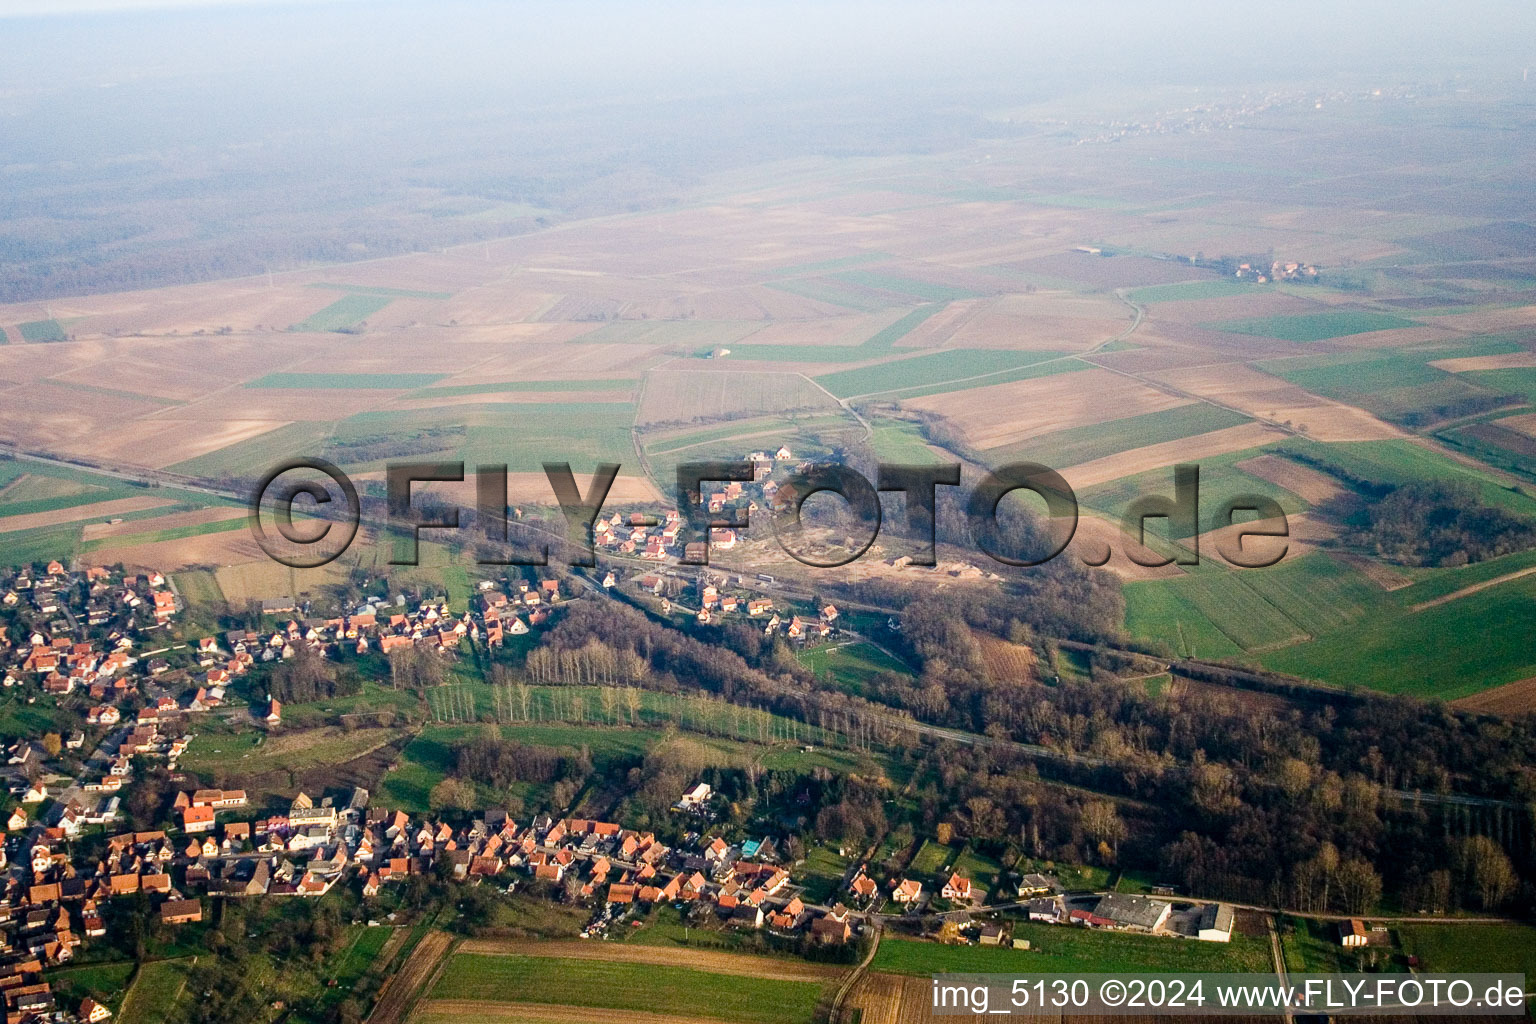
xmin=455 ymin=938 xmax=844 ymax=982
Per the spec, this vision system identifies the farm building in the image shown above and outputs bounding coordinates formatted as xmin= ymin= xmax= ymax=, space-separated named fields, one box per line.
xmin=1340 ymin=919 xmax=1368 ymax=947
xmin=1093 ymin=893 xmax=1170 ymax=933
xmin=1197 ymin=902 xmax=1233 ymax=942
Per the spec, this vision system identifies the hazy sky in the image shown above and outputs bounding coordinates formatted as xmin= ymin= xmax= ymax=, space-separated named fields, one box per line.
xmin=1 ymin=0 xmax=1531 ymax=104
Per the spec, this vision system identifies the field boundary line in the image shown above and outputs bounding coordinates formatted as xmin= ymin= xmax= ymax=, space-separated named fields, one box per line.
xmin=1408 ymin=564 xmax=1536 ymax=613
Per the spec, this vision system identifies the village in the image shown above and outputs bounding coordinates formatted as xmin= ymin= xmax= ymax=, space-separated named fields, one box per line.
xmin=0 ymin=548 xmax=1326 ymax=1024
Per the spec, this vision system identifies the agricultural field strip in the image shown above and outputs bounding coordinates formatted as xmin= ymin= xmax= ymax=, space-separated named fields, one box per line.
xmin=412 ymin=1001 xmax=740 ymax=1024
xmin=428 ymin=952 xmax=827 ymax=1024
xmin=453 ymin=939 xmax=843 ymax=981
xmin=1406 ymin=564 xmax=1536 ymax=613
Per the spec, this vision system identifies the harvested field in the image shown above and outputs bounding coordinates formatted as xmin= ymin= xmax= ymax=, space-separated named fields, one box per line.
xmin=88 ymin=418 xmax=293 ymax=470
xmin=938 ymin=291 xmax=1133 ymax=352
xmin=844 ymin=972 xmax=924 ymax=1024
xmin=454 ymin=939 xmax=843 ymax=982
xmin=724 ymin=311 xmax=904 ymax=348
xmin=1192 ymin=510 xmax=1336 ymax=567
xmin=1066 ymin=514 xmax=1187 ymax=581
xmin=1232 ymin=454 xmax=1346 ymax=504
xmin=1489 ymin=411 xmax=1536 ymax=438
xmin=1142 ymin=362 xmax=1406 ymax=441
xmin=903 ymin=367 xmax=1187 ymax=450
xmin=1015 ymin=251 xmax=1221 ymax=288
xmin=975 ymin=634 xmax=1039 ymax=683
xmin=84 ymin=524 xmax=264 ymax=571
xmin=0 ymin=495 xmax=173 ymax=534
xmin=1451 ymin=675 xmax=1536 ymax=717
xmin=1428 ymin=350 xmax=1536 ymax=373
xmin=1061 ymin=421 xmax=1285 ymax=491
xmin=82 ymin=505 xmax=245 ymax=541
xmin=369 ymin=930 xmax=454 ymax=1024
xmin=1422 ymin=303 xmax=1536 ymax=334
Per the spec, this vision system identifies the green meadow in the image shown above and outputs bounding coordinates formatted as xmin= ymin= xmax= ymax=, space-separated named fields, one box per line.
xmin=985 ymin=403 xmax=1249 ymax=467
xmin=815 ymin=349 xmax=1075 ymax=399
xmin=429 ymin=954 xmax=826 ymax=1024
xmin=289 ymin=293 xmax=394 ymax=331
xmin=1213 ymin=310 xmax=1418 ymax=341
xmin=873 ymin=932 xmax=1271 ymax=975
xmin=17 ymin=318 xmax=66 ymax=342
xmin=1126 ymin=279 xmax=1264 ymax=303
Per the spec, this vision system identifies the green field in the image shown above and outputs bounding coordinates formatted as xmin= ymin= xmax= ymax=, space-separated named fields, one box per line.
xmin=17 ymin=318 xmax=66 ymax=342
xmin=719 ymin=303 xmax=948 ymax=364
xmin=0 ymin=522 xmax=82 ymax=566
xmin=0 ymin=461 xmax=173 ymax=521
xmin=767 ymin=252 xmax=893 ymax=277
xmin=331 ymin=401 xmax=637 ymax=473
xmin=1279 ymin=917 xmax=1380 ymax=973
xmin=1276 ymin=438 xmax=1536 ymax=517
xmin=415 ymin=378 xmax=635 ymax=398
xmin=832 ymin=271 xmax=981 ymax=303
xmin=950 ymin=844 xmax=1002 ymax=891
xmin=171 ymin=568 xmax=226 ymax=608
xmin=796 ymin=641 xmax=912 ymax=693
xmin=985 ymin=403 xmax=1250 ymax=467
xmin=1395 ymin=923 xmax=1536 ymax=979
xmin=1212 ymin=310 xmax=1418 ymax=342
xmin=815 ymin=349 xmax=1075 ymax=400
xmin=910 ymin=838 xmax=953 ymax=876
xmin=0 ymin=472 xmax=103 ymax=505
xmin=1124 ymin=552 xmax=1391 ymax=659
xmin=1126 ymin=280 xmax=1263 ymax=304
xmin=168 ymin=421 xmax=337 ymax=479
xmin=798 ymin=844 xmax=853 ymax=905
xmin=873 ymin=930 xmax=1272 ymax=975
xmin=47 ymin=961 xmax=136 ymax=1015
xmin=764 ymin=276 xmax=891 ymax=312
xmin=574 ymin=319 xmax=767 ymax=347
xmin=310 ymin=282 xmax=452 ymax=300
xmin=1077 ymin=446 xmax=1307 ymax=538
xmin=289 ymin=294 xmax=395 ymax=331
xmin=118 ymin=959 xmax=194 ymax=1024
xmin=1257 ymin=349 xmax=1505 ymax=424
xmin=246 ymin=371 xmax=449 ymax=390
xmin=1128 ymin=542 xmax=1536 ymax=696
xmin=866 ymin=420 xmax=948 ymax=464
xmin=1126 ymin=566 xmax=1308 ymax=652
xmin=1463 ymin=367 xmax=1536 ymax=404
xmin=429 ymin=953 xmax=826 ymax=1024
xmin=1259 ymin=567 xmax=1536 ymax=698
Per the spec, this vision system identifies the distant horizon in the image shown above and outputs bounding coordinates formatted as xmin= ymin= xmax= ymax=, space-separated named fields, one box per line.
xmin=0 ymin=0 xmax=355 ymax=16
